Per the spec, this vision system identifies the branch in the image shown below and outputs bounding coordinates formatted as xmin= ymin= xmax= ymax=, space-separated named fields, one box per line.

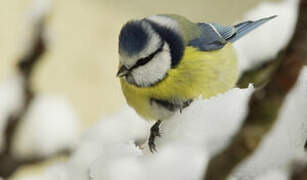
xmin=204 ymin=0 xmax=307 ymax=179
xmin=0 ymin=20 xmax=48 ymax=178
xmin=1 ymin=22 xmax=45 ymax=156
xmin=237 ymin=52 xmax=283 ymax=89
xmin=0 ymin=149 xmax=70 ymax=179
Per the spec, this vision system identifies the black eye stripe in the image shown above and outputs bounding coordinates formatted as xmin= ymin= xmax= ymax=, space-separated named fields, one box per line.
xmin=129 ymin=42 xmax=165 ymax=70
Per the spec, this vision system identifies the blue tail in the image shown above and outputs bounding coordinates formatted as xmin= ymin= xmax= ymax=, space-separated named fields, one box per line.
xmin=229 ymin=15 xmax=277 ymax=43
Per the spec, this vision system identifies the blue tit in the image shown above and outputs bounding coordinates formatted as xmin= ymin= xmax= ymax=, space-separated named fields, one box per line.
xmin=117 ymin=14 xmax=276 ymax=152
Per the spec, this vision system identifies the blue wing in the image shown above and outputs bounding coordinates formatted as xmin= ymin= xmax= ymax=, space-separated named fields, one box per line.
xmin=188 ymin=23 xmax=233 ymax=51
xmin=188 ymin=15 xmax=277 ymax=51
xmin=229 ymin=15 xmax=277 ymax=42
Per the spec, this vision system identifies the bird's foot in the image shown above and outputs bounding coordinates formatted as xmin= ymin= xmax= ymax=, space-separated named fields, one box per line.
xmin=148 ymin=120 xmax=162 ymax=153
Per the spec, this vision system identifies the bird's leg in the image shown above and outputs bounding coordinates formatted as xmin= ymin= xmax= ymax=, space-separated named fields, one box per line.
xmin=148 ymin=120 xmax=162 ymax=153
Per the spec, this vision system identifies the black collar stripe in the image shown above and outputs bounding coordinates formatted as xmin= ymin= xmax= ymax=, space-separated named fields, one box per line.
xmin=144 ymin=19 xmax=184 ymax=68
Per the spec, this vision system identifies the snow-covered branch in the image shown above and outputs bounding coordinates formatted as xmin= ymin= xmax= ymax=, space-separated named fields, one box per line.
xmin=0 ymin=1 xmax=76 ymax=178
xmin=204 ymin=0 xmax=307 ymax=179
xmin=0 ymin=17 xmax=46 ymax=179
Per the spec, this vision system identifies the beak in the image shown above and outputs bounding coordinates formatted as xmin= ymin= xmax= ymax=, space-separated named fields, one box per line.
xmin=116 ymin=65 xmax=129 ymax=77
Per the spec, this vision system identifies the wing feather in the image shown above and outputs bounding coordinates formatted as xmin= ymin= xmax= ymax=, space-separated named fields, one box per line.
xmin=188 ymin=15 xmax=276 ymax=51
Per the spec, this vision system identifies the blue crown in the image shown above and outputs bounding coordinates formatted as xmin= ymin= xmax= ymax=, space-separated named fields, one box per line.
xmin=119 ymin=21 xmax=149 ymax=56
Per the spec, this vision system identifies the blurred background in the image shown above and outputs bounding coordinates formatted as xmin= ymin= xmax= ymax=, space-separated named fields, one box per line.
xmin=0 ymin=0 xmax=294 ymax=179
xmin=0 ymin=0 xmax=280 ymax=127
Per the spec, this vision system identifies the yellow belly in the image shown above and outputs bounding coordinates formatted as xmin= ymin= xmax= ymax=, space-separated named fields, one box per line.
xmin=120 ymin=43 xmax=238 ymax=120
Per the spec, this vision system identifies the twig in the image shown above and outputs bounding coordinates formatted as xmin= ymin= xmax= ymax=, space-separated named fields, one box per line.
xmin=0 ymin=149 xmax=70 ymax=179
xmin=1 ymin=21 xmax=45 ymax=156
xmin=203 ymin=0 xmax=307 ymax=179
xmin=0 ymin=19 xmax=52 ymax=178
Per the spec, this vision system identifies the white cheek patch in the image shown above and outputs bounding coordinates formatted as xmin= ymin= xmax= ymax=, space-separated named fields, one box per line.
xmin=131 ymin=43 xmax=171 ymax=87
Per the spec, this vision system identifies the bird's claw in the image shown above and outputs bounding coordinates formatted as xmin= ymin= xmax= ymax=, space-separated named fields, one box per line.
xmin=148 ymin=120 xmax=162 ymax=153
xmin=149 ymin=139 xmax=157 ymax=153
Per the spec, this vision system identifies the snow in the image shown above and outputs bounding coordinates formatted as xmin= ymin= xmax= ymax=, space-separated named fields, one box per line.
xmin=154 ymin=85 xmax=254 ymax=155
xmin=28 ymin=0 xmax=52 ymax=24
xmin=44 ymin=109 xmax=150 ymax=180
xmin=12 ymin=95 xmax=81 ymax=158
xmin=254 ymin=169 xmax=289 ymax=180
xmin=18 ymin=0 xmax=52 ymax=58
xmin=234 ymin=0 xmax=299 ymax=73
xmin=43 ymin=85 xmax=254 ymax=180
xmin=229 ymin=169 xmax=289 ymax=180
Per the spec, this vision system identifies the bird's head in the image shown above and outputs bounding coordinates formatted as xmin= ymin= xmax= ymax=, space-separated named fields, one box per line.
xmin=117 ymin=16 xmax=184 ymax=87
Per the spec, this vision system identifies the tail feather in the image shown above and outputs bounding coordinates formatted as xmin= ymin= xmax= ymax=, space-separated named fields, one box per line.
xmin=229 ymin=15 xmax=277 ymax=43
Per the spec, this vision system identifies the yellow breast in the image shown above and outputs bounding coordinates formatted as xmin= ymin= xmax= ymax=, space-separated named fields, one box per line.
xmin=120 ymin=43 xmax=238 ymax=120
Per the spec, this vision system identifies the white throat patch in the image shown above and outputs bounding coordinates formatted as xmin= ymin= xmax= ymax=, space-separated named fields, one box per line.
xmin=129 ymin=43 xmax=171 ymax=87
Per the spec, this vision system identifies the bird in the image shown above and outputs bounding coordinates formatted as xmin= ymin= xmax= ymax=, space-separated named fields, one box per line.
xmin=117 ymin=14 xmax=276 ymax=152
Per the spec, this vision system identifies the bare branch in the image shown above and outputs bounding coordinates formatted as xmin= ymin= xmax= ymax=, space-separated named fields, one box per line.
xmin=204 ymin=0 xmax=307 ymax=179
